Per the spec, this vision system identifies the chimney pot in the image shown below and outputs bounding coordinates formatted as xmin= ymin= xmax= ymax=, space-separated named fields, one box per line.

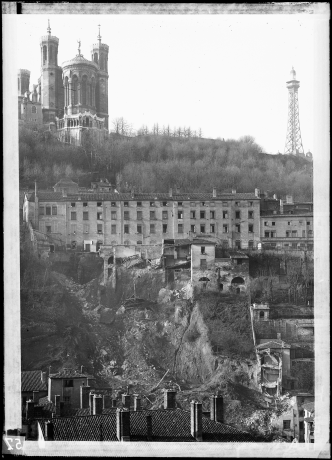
xmin=255 ymin=188 xmax=260 ymax=198
xmin=190 ymin=401 xmax=202 ymax=441
xmin=131 ymin=189 xmax=134 ymax=198
xmin=62 ymin=188 xmax=67 ymax=197
xmin=212 ymin=187 xmax=217 ymax=198
xmin=146 ymin=415 xmax=152 ymax=440
xmin=93 ymin=394 xmax=103 ymax=415
xmin=116 ymin=409 xmax=131 ymax=441
xmin=45 ymin=421 xmax=54 ymax=441
xmin=80 ymin=385 xmax=90 ymax=409
xmin=122 ymin=394 xmax=131 ymax=410
xmin=80 ymin=365 xmax=84 ymax=373
xmin=89 ymin=392 xmax=94 ymax=415
xmin=210 ymin=395 xmax=224 ymax=424
xmin=232 ymin=188 xmax=236 ymax=195
xmin=133 ymin=395 xmax=142 ymax=411
xmin=169 ymin=188 xmax=173 ymax=198
xmin=273 ymin=194 xmax=277 ymax=200
xmin=26 ymin=400 xmax=35 ymax=420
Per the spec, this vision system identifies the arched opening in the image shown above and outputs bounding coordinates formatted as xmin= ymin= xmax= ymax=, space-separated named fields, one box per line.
xmin=231 ymin=277 xmax=245 ymax=285
xmin=219 ymin=283 xmax=223 ymax=291
xmin=94 ymin=52 xmax=99 ymax=64
xmin=259 ymin=311 xmax=265 ymax=319
xmin=198 ymin=277 xmax=210 ymax=282
xmin=81 ymin=75 xmax=87 ymax=105
xmin=108 ymin=256 xmax=114 ymax=265
xmin=49 ymin=45 xmax=53 ymax=64
xmin=43 ymin=45 xmax=47 ymax=65
xmin=72 ymin=75 xmax=78 ymax=105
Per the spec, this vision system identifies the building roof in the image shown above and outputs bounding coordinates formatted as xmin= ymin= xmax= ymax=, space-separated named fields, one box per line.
xmin=192 ymin=239 xmax=217 ymax=246
xmin=62 ymin=54 xmax=99 ymax=69
xmin=37 ymin=408 xmax=257 ymax=442
xmin=21 ymin=370 xmax=47 ymax=392
xmin=303 ymin=402 xmax=315 ymax=414
xmin=49 ymin=368 xmax=95 ymax=379
xmin=256 ymin=340 xmax=291 ymax=350
xmin=28 ymin=191 xmax=259 ymax=203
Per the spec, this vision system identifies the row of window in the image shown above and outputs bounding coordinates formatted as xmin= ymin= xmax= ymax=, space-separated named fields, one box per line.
xmin=39 ymin=206 xmax=57 ymax=215
xmin=68 ymin=200 xmax=255 ymax=208
xmin=264 ymin=230 xmax=313 ymax=238
xmin=264 ymin=220 xmax=312 ymax=226
xmin=69 ymin=210 xmax=255 ymax=221
xmin=69 ymin=222 xmax=255 ymax=235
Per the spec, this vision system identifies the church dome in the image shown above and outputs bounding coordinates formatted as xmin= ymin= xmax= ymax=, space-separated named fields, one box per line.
xmin=62 ymin=54 xmax=98 ymax=69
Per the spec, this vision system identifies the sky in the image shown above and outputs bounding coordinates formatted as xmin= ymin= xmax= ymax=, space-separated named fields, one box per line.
xmin=11 ymin=11 xmax=325 ymax=154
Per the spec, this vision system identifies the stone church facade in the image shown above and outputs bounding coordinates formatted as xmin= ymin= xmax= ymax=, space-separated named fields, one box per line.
xmin=18 ymin=22 xmax=109 ymax=146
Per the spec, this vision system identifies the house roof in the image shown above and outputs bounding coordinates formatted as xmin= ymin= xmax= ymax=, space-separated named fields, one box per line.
xmin=192 ymin=238 xmax=216 ymax=246
xmin=21 ymin=370 xmax=47 ymax=392
xmin=37 ymin=408 xmax=257 ymax=442
xmin=256 ymin=339 xmax=291 ymax=349
xmin=53 ymin=178 xmax=78 ymax=187
xmin=303 ymin=402 xmax=315 ymax=414
xmin=49 ymin=368 xmax=95 ymax=379
xmin=28 ymin=191 xmax=259 ymax=203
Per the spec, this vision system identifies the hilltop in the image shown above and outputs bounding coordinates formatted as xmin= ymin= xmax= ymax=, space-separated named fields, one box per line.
xmin=19 ymin=125 xmax=312 ymax=201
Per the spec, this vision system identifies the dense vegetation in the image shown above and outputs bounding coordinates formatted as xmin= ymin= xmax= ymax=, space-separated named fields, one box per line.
xmin=19 ymin=124 xmax=313 ymax=201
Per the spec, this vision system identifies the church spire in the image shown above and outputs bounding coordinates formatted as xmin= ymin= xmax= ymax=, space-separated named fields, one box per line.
xmin=97 ymin=24 xmax=101 ymax=43
xmin=47 ymin=19 xmax=51 ymax=35
xmin=77 ymin=39 xmax=81 ymax=56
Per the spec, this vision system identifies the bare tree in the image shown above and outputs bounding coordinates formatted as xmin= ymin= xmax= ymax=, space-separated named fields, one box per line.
xmin=198 ymin=128 xmax=203 ymax=138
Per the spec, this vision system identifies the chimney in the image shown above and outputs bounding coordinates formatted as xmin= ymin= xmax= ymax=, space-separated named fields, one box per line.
xmin=103 ymin=395 xmax=111 ymax=409
xmin=48 ymin=366 xmax=52 ymax=376
xmin=133 ymin=395 xmax=141 ymax=411
xmin=35 ymin=181 xmax=38 ymax=198
xmin=116 ymin=409 xmax=131 ymax=441
xmin=273 ymin=193 xmax=277 ymax=200
xmin=280 ymin=199 xmax=284 ymax=214
xmin=93 ymin=395 xmax=103 ymax=415
xmin=212 ymin=187 xmax=217 ymax=198
xmin=164 ymin=389 xmax=176 ymax=410
xmin=286 ymin=195 xmax=293 ymax=204
xmin=62 ymin=188 xmax=67 ymax=198
xmin=277 ymin=332 xmax=281 ymax=340
xmin=26 ymin=400 xmax=35 ymax=420
xmin=190 ymin=401 xmax=203 ymax=441
xmin=89 ymin=392 xmax=94 ymax=415
xmin=122 ymin=394 xmax=131 ymax=410
xmin=232 ymin=188 xmax=236 ymax=195
xmin=33 ymin=390 xmax=39 ymax=403
xmin=131 ymin=189 xmax=134 ymax=199
xmin=80 ymin=385 xmax=90 ymax=409
xmin=45 ymin=421 xmax=54 ymax=441
xmin=255 ymin=188 xmax=260 ymax=198
xmin=112 ymin=398 xmax=117 ymax=408
xmin=210 ymin=395 xmax=224 ymax=424
xmin=146 ymin=415 xmax=152 ymax=441
xmin=55 ymin=395 xmax=61 ymax=416
xmin=169 ymin=188 xmax=173 ymax=198
xmin=41 ymin=371 xmax=47 ymax=384
xmin=80 ymin=365 xmax=84 ymax=374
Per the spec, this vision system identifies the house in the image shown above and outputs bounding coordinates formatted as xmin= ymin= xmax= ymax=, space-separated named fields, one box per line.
xmin=303 ymin=401 xmax=315 ymax=443
xmin=21 ymin=370 xmax=48 ymax=408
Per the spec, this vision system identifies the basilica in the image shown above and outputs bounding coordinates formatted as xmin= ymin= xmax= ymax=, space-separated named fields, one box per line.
xmin=18 ymin=22 xmax=109 ymax=146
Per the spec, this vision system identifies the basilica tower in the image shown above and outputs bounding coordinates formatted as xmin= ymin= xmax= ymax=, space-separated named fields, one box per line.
xmin=40 ymin=20 xmax=64 ymax=122
xmin=91 ymin=26 xmax=109 ymax=129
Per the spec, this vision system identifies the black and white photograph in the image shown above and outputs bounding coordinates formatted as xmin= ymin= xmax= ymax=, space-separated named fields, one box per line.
xmin=3 ymin=2 xmax=330 ymax=457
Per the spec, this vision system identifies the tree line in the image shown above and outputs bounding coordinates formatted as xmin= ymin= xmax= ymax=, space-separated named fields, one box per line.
xmin=19 ymin=122 xmax=313 ymax=202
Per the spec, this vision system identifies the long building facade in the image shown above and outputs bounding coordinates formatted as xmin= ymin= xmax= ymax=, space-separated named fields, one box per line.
xmin=18 ymin=22 xmax=108 ymax=146
xmin=23 ymin=184 xmax=261 ymax=252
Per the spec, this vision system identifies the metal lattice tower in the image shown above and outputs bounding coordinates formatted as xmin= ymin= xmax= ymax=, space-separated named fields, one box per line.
xmin=284 ymin=67 xmax=304 ymax=155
